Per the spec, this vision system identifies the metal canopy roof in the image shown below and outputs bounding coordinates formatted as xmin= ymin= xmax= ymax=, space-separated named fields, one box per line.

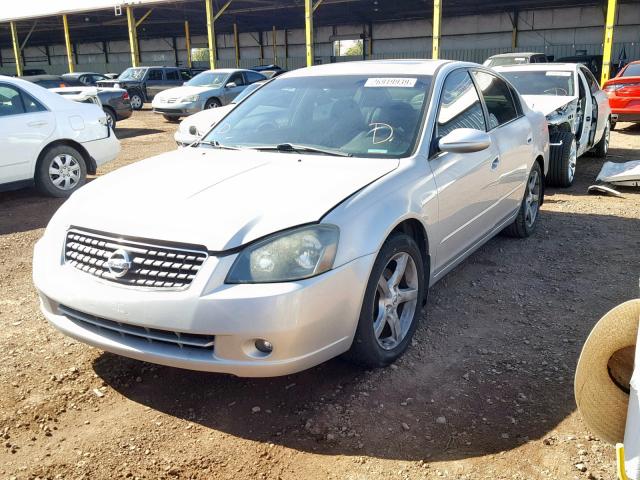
xmin=0 ymin=0 xmax=634 ymax=50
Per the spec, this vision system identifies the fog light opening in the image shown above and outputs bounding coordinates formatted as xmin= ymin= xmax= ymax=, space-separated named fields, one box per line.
xmin=255 ymin=339 xmax=273 ymax=354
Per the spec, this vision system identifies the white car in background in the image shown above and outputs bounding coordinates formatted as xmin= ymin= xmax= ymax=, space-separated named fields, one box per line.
xmin=34 ymin=60 xmax=548 ymax=377
xmin=0 ymin=76 xmax=120 ymax=197
xmin=174 ymin=81 xmax=266 ymax=146
xmin=495 ymin=63 xmax=611 ymax=187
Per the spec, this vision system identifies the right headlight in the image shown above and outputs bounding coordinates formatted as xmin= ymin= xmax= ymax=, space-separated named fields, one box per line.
xmin=226 ymin=225 xmax=339 ymax=284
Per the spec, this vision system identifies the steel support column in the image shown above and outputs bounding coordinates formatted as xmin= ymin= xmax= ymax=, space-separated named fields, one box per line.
xmin=184 ymin=20 xmax=192 ymax=68
xmin=126 ymin=7 xmax=139 ymax=67
xmin=234 ymin=22 xmax=240 ymax=67
xmin=62 ymin=14 xmax=75 ymax=72
xmin=601 ymin=0 xmax=617 ymax=84
xmin=432 ymin=0 xmax=442 ymax=60
xmin=304 ymin=0 xmax=314 ymax=67
xmin=511 ymin=10 xmax=518 ymax=49
xmin=284 ymin=29 xmax=289 ymax=69
xmin=272 ymin=26 xmax=277 ymax=64
xmin=10 ymin=22 xmax=22 ymax=76
xmin=205 ymin=0 xmax=216 ymax=69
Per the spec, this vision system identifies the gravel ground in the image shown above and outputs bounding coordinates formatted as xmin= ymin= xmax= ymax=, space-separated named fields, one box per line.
xmin=1 ymin=109 xmax=639 ymax=480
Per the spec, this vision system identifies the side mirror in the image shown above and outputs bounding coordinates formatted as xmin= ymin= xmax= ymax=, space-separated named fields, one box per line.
xmin=438 ymin=128 xmax=491 ymax=154
xmin=226 ymin=82 xmax=237 ymax=88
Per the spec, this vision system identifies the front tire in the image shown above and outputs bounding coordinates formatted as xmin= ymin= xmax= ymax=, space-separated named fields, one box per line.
xmin=547 ymin=131 xmax=577 ymax=187
xmin=35 ymin=145 xmax=87 ymax=198
xmin=503 ymin=162 xmax=542 ymax=238
xmin=129 ymin=91 xmax=143 ymax=110
xmin=204 ymin=98 xmax=221 ymax=109
xmin=346 ymin=233 xmax=425 ymax=368
xmin=162 ymin=114 xmax=180 ymax=123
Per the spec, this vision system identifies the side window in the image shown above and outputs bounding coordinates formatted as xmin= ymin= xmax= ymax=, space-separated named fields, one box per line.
xmin=166 ymin=70 xmax=179 ymax=81
xmin=147 ymin=69 xmax=163 ymax=81
xmin=22 ymin=92 xmax=46 ymax=113
xmin=245 ymin=71 xmax=265 ymax=84
xmin=0 ymin=85 xmax=26 ymax=117
xmin=472 ymin=71 xmax=519 ymax=129
xmin=581 ymin=68 xmax=600 ymax=93
xmin=436 ymin=69 xmax=486 ymax=139
xmin=227 ymin=73 xmax=245 ymax=86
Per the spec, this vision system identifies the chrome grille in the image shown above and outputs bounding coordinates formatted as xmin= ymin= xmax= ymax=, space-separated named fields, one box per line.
xmin=64 ymin=228 xmax=208 ymax=289
xmin=60 ymin=305 xmax=215 ymax=351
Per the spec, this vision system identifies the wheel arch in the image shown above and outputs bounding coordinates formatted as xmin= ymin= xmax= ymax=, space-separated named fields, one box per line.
xmin=535 ymin=155 xmax=545 ymax=206
xmin=34 ymin=139 xmax=96 ymax=178
xmin=388 ymin=218 xmax=431 ymax=304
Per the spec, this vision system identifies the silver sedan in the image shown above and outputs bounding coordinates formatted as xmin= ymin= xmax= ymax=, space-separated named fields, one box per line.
xmin=34 ymin=60 xmax=549 ymax=376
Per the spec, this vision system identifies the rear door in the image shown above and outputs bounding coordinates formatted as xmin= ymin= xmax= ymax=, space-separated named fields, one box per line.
xmin=0 ymin=83 xmax=55 ymax=184
xmin=165 ymin=69 xmax=184 ymax=88
xmin=429 ymin=68 xmax=501 ymax=275
xmin=145 ymin=68 xmax=165 ymax=99
xmin=471 ymin=70 xmax=533 ymax=221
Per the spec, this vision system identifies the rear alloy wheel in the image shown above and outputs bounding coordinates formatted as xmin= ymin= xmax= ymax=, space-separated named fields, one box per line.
xmin=593 ymin=119 xmax=610 ymax=157
xmin=346 ymin=233 xmax=424 ymax=368
xmin=503 ymin=162 xmax=542 ymax=238
xmin=36 ymin=145 xmax=87 ymax=197
xmin=547 ymin=131 xmax=577 ymax=187
xmin=129 ymin=92 xmax=143 ymax=110
xmin=104 ymin=108 xmax=116 ymax=130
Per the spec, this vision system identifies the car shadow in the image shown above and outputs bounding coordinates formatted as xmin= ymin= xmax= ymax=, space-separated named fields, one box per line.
xmin=0 ymin=188 xmax=65 ymax=235
xmin=93 ymin=209 xmax=640 ymax=462
xmin=115 ymin=128 xmax=165 ymax=140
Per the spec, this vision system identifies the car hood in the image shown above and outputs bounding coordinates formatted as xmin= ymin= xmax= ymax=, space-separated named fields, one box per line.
xmin=60 ymin=148 xmax=398 ymax=251
xmin=180 ymin=105 xmax=234 ymax=135
xmin=156 ymin=85 xmax=219 ymax=100
xmin=520 ymin=95 xmax=577 ymax=116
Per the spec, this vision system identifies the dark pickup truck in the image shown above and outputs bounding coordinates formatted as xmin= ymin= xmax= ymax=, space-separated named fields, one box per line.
xmin=97 ymin=66 xmax=193 ymax=110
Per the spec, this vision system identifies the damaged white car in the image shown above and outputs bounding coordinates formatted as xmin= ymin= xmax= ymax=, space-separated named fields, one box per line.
xmin=496 ymin=64 xmax=611 ymax=187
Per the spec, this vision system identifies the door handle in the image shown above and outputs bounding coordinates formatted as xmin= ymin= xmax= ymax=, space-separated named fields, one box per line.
xmin=527 ymin=136 xmax=533 ymax=144
xmin=491 ymin=157 xmax=500 ymax=170
xmin=28 ymin=121 xmax=48 ymax=127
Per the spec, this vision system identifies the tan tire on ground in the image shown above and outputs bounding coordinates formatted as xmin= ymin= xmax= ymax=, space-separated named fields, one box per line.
xmin=575 ymin=299 xmax=640 ymax=444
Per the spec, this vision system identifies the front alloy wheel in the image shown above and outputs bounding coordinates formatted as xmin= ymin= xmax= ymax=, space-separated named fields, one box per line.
xmin=374 ymin=252 xmax=419 ymax=350
xmin=346 ymin=233 xmax=425 ymax=368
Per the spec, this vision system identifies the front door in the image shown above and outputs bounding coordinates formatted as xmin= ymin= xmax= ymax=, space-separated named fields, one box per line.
xmin=145 ymin=68 xmax=165 ymax=100
xmin=221 ymin=72 xmax=247 ymax=105
xmin=0 ymin=83 xmax=55 ymax=184
xmin=428 ymin=68 xmax=501 ymax=276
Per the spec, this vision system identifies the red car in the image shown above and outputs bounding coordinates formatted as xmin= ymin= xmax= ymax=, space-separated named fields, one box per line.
xmin=603 ymin=60 xmax=640 ymax=129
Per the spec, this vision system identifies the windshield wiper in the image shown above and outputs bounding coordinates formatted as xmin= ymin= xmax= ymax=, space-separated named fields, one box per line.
xmin=197 ymin=140 xmax=244 ymax=151
xmin=253 ymin=143 xmax=352 ymax=157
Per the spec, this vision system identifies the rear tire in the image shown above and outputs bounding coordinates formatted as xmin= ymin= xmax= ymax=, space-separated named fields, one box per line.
xmin=503 ymin=162 xmax=542 ymax=238
xmin=547 ymin=131 xmax=576 ymax=187
xmin=104 ymin=108 xmax=117 ymax=130
xmin=35 ymin=145 xmax=87 ymax=198
xmin=345 ymin=233 xmax=425 ymax=369
xmin=593 ymin=119 xmax=610 ymax=158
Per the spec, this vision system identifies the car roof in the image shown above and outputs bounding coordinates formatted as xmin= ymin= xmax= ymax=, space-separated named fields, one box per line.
xmin=488 ymin=52 xmax=544 ymax=58
xmin=62 ymin=72 xmax=102 ymax=77
xmin=19 ymin=74 xmax=63 ymax=81
xmin=494 ymin=63 xmax=579 ymax=72
xmin=284 ymin=59 xmax=451 ymax=78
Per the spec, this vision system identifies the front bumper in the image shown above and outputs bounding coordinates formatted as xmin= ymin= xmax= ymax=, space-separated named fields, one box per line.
xmin=33 ymin=235 xmax=374 ymax=377
xmin=81 ymin=132 xmax=120 ymax=168
xmin=152 ymin=100 xmax=203 ymax=117
xmin=174 ymin=129 xmax=199 ymax=147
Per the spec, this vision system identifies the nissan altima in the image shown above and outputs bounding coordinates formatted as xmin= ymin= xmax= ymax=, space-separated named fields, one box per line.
xmin=33 ymin=60 xmax=549 ymax=376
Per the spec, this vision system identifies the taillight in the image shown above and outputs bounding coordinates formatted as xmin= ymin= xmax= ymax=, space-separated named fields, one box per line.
xmin=122 ymin=92 xmax=129 ymax=100
xmin=605 ymin=82 xmax=640 ymax=92
xmin=59 ymin=83 xmax=66 ymax=88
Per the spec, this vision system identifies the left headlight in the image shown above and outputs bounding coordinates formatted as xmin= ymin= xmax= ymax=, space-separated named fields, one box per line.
xmin=226 ymin=225 xmax=339 ymax=284
xmin=180 ymin=95 xmax=199 ymax=103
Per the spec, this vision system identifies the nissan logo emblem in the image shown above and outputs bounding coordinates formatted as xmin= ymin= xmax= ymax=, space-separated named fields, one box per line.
xmin=106 ymin=249 xmax=132 ymax=278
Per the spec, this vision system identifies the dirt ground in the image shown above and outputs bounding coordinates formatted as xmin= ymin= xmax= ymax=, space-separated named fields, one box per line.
xmin=1 ymin=109 xmax=639 ymax=480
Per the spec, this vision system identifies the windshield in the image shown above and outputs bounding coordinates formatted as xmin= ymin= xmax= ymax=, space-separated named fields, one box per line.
xmin=202 ymin=74 xmax=432 ymax=158
xmin=485 ymin=56 xmax=529 ymax=68
xmin=119 ymin=68 xmax=146 ymax=81
xmin=231 ymin=82 xmax=263 ymax=104
xmin=186 ymin=72 xmax=228 ymax=87
xmin=501 ymin=71 xmax=575 ymax=96
xmin=622 ymin=64 xmax=640 ymax=77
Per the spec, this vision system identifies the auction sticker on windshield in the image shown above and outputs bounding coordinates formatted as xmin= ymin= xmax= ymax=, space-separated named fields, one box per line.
xmin=365 ymin=78 xmax=417 ymax=88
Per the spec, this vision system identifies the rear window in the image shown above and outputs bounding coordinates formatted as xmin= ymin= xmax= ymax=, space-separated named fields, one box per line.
xmin=622 ymin=64 xmax=640 ymax=77
xmin=500 ymin=70 xmax=575 ymax=97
